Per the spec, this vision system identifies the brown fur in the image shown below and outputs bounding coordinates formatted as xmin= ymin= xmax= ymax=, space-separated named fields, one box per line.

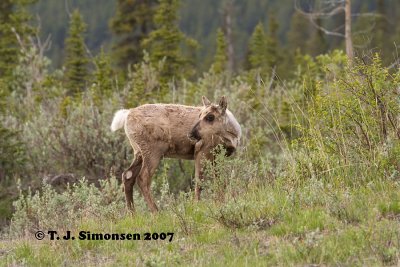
xmin=111 ymin=96 xmax=241 ymax=212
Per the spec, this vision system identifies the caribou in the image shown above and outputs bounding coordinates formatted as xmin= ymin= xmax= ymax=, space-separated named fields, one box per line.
xmin=111 ymin=96 xmax=241 ymax=212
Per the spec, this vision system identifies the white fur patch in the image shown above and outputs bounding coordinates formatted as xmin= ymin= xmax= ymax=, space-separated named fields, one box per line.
xmin=226 ymin=109 xmax=242 ymax=139
xmin=110 ymin=109 xmax=130 ymax=132
xmin=126 ymin=170 xmax=133 ymax=180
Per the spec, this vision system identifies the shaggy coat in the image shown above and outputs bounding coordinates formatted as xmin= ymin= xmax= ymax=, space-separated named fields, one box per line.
xmin=111 ymin=96 xmax=241 ymax=212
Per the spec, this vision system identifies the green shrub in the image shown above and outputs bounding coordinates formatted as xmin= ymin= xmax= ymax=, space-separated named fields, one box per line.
xmin=22 ymin=92 xmax=132 ymax=181
xmin=10 ymin=176 xmax=125 ymax=236
xmin=202 ymin=146 xmax=279 ymax=229
xmin=202 ymin=146 xmax=259 ymax=203
xmin=379 ymin=194 xmax=400 ymax=219
xmin=294 ymin=54 xmax=400 ymax=182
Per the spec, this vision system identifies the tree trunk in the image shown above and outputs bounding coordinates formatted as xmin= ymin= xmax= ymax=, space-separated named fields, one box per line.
xmin=345 ymin=0 xmax=354 ymax=60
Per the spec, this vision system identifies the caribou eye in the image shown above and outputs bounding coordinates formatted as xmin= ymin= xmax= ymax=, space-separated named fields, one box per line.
xmin=205 ymin=114 xmax=215 ymax=122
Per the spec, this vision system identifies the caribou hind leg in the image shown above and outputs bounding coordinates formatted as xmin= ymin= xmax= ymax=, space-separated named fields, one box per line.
xmin=137 ymin=155 xmax=161 ymax=213
xmin=122 ymin=154 xmax=143 ymax=212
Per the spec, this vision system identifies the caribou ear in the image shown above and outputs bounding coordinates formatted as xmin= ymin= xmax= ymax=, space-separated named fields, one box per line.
xmin=202 ymin=96 xmax=211 ymax=107
xmin=218 ymin=96 xmax=227 ymax=114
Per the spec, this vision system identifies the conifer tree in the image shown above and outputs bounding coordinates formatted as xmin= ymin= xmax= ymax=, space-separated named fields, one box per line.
xmin=142 ymin=0 xmax=198 ymax=81
xmin=110 ymin=0 xmax=156 ymax=70
xmin=64 ymin=9 xmax=89 ymax=96
xmin=0 ymin=0 xmax=14 ymax=79
xmin=392 ymin=0 xmax=400 ymax=54
xmin=212 ymin=28 xmax=228 ymax=74
xmin=373 ymin=0 xmax=390 ymax=63
xmin=248 ymin=22 xmax=267 ymax=70
xmin=0 ymin=81 xmax=25 ymax=180
xmin=287 ymin=11 xmax=310 ymax=54
xmin=353 ymin=3 xmax=373 ymax=54
xmin=92 ymin=48 xmax=114 ymax=99
xmin=0 ymin=0 xmax=36 ymax=81
xmin=265 ymin=14 xmax=280 ymax=70
xmin=222 ymin=0 xmax=235 ymax=73
xmin=307 ymin=18 xmax=328 ymax=56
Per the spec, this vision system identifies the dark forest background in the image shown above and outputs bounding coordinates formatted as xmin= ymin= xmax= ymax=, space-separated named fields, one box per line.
xmin=31 ymin=0 xmax=400 ymax=70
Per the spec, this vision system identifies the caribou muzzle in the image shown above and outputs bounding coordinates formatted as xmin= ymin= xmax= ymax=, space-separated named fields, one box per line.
xmin=189 ymin=121 xmax=201 ymax=142
xmin=224 ymin=146 xmax=236 ymax=157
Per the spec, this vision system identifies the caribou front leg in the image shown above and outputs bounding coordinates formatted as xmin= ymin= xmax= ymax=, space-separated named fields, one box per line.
xmin=194 ymin=140 xmax=205 ymax=201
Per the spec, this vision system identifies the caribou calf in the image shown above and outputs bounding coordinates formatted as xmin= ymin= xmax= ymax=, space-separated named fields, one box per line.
xmin=111 ymin=96 xmax=241 ymax=212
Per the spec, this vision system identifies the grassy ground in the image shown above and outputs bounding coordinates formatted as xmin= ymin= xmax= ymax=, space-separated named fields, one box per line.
xmin=1 ymin=175 xmax=399 ymax=266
